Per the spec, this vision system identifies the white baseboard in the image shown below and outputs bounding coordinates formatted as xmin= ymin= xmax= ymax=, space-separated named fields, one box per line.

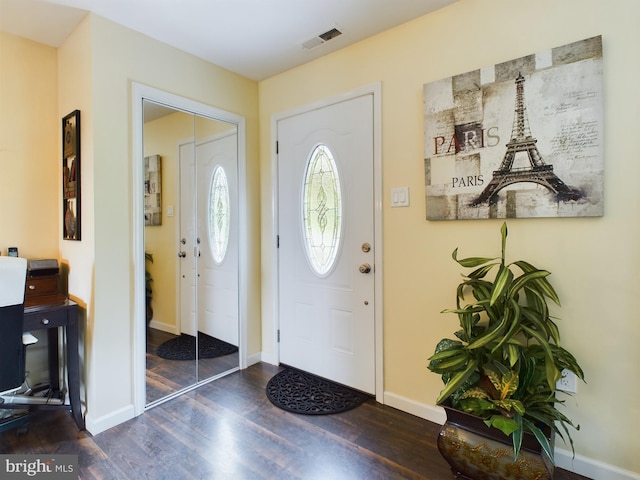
xmin=383 ymin=391 xmax=639 ymax=480
xmin=246 ymin=352 xmax=262 ymax=367
xmin=555 ymin=449 xmax=640 ymax=480
xmin=148 ymin=319 xmax=178 ymax=335
xmin=384 ymin=390 xmax=446 ymax=425
xmin=84 ymin=404 xmax=135 ymax=435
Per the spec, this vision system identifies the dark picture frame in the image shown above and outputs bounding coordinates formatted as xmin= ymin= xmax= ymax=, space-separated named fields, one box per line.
xmin=144 ymin=155 xmax=162 ymax=226
xmin=62 ymin=110 xmax=81 ymax=240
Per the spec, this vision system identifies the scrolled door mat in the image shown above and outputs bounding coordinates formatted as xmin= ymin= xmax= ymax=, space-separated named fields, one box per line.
xmin=266 ymin=367 xmax=371 ymax=415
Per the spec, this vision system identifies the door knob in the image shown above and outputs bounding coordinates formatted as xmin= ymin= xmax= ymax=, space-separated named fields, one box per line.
xmin=178 ymin=251 xmax=186 ymax=258
xmin=359 ymin=263 xmax=372 ymax=274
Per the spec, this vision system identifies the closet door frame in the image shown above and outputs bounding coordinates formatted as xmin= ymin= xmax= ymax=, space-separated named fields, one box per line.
xmin=132 ymin=82 xmax=248 ymax=416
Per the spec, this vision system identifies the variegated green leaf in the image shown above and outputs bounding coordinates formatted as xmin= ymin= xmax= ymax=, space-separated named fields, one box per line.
xmin=494 ymin=399 xmax=525 ymax=415
xmin=514 ymin=260 xmax=560 ymax=305
xmin=500 ymin=222 xmax=508 ymax=262
xmin=485 ymin=415 xmax=519 ymax=436
xmin=436 ymin=360 xmax=478 ymax=404
xmin=428 ymin=346 xmax=463 ymax=362
xmin=545 ymin=357 xmax=561 ymax=391
xmin=508 ymin=270 xmax=551 ymax=299
xmin=523 ymin=419 xmax=555 ymax=465
xmin=490 ymin=265 xmax=513 ymax=306
xmin=521 ymin=325 xmax=553 ymax=360
xmin=491 ymin=299 xmax=521 ymax=353
xmin=452 ymin=247 xmax=497 ymax=268
xmin=511 ymin=415 xmax=524 ymax=460
xmin=467 ymin=313 xmax=508 ymax=350
xmin=457 ymin=397 xmax=495 ymax=415
xmin=505 ymin=343 xmax=519 ymax=367
xmin=485 ymin=369 xmax=501 ymax=391
xmin=468 ymin=262 xmax=499 ymax=279
xmin=430 ymin=353 xmax=469 ymax=373
xmin=497 ymin=371 xmax=519 ymax=400
xmin=459 ymin=387 xmax=490 ymax=400
xmin=433 ymin=338 xmax=462 ymax=354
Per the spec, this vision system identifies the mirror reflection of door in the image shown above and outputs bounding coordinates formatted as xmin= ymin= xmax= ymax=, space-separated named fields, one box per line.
xmin=195 ymin=116 xmax=240 ymax=379
xmin=143 ymin=100 xmax=240 ymax=406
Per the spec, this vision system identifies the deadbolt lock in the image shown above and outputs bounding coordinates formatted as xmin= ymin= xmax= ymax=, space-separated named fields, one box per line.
xmin=361 ymin=242 xmax=371 ymax=253
xmin=359 ymin=263 xmax=372 ymax=274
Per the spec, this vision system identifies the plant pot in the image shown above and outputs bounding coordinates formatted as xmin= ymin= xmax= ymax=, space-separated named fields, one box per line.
xmin=437 ymin=404 xmax=554 ymax=480
xmin=146 ymin=297 xmax=153 ymax=326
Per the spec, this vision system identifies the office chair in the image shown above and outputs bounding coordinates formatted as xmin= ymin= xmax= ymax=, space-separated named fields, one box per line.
xmin=0 ymin=257 xmax=62 ymax=434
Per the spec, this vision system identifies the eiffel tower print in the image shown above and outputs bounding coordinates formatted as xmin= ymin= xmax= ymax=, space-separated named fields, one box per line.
xmin=471 ymin=73 xmax=583 ymax=207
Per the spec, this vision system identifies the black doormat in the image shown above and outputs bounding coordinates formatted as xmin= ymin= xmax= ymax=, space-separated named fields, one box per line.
xmin=156 ymin=332 xmax=238 ymax=360
xmin=266 ymin=367 xmax=371 ymax=415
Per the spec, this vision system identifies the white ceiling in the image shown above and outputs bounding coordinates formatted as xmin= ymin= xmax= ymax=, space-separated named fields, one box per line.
xmin=0 ymin=0 xmax=457 ymax=81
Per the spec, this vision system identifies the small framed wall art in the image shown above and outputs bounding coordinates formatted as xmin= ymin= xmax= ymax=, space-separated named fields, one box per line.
xmin=144 ymin=155 xmax=162 ymax=226
xmin=62 ymin=110 xmax=81 ymax=240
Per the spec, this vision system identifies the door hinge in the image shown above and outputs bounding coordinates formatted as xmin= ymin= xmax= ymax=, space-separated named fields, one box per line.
xmin=276 ymin=141 xmax=279 ymax=154
xmin=277 ymin=235 xmax=280 ymax=248
xmin=277 ymin=329 xmax=280 ymax=342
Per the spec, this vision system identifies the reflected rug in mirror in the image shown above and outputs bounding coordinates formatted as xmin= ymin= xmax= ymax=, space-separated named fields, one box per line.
xmin=266 ymin=367 xmax=371 ymax=415
xmin=156 ymin=331 xmax=238 ymax=360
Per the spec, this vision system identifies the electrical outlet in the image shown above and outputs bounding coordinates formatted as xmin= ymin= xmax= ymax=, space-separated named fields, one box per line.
xmin=556 ymin=368 xmax=577 ymax=393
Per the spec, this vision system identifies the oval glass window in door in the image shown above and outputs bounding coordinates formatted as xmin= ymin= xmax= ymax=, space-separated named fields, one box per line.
xmin=302 ymin=144 xmax=343 ymax=276
xmin=209 ymin=165 xmax=230 ymax=264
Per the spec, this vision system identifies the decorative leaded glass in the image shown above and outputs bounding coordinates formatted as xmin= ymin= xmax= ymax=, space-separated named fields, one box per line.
xmin=302 ymin=144 xmax=342 ymax=275
xmin=209 ymin=165 xmax=230 ymax=263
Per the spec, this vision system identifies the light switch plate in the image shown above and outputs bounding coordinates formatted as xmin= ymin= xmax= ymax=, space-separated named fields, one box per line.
xmin=391 ymin=187 xmax=410 ymax=207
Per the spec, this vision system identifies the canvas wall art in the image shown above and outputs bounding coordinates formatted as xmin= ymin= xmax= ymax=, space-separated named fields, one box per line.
xmin=144 ymin=155 xmax=162 ymax=226
xmin=424 ymin=36 xmax=603 ymax=220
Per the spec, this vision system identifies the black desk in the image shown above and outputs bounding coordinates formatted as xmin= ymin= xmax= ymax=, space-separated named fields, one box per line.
xmin=11 ymin=300 xmax=85 ymax=430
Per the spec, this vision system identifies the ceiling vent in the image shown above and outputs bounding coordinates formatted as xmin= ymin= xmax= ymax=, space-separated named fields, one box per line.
xmin=302 ymin=27 xmax=343 ymax=50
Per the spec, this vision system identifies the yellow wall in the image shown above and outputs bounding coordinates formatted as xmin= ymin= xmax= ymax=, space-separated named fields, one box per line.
xmin=0 ymin=32 xmax=58 ymax=259
xmin=259 ymin=0 xmax=639 ymax=475
xmin=0 ymin=33 xmax=64 ymax=389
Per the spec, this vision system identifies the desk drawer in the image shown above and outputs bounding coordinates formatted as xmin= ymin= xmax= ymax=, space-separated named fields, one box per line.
xmin=23 ymin=307 xmax=67 ymax=330
xmin=24 ymin=275 xmax=66 ymax=308
xmin=26 ymin=276 xmax=58 ymax=296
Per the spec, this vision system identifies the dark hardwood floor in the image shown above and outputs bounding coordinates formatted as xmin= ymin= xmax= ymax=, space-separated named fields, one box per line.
xmin=1 ymin=362 xmax=591 ymax=479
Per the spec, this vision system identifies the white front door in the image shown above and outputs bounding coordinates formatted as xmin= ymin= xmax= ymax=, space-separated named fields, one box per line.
xmin=277 ymin=94 xmax=376 ymax=394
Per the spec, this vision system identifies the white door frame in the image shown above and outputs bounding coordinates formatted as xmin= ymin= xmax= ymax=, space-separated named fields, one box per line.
xmin=270 ymin=83 xmax=384 ymax=402
xmin=132 ymin=82 xmax=248 ymax=416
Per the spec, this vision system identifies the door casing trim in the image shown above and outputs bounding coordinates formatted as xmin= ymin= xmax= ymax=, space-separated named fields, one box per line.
xmin=270 ymin=83 xmax=384 ymax=402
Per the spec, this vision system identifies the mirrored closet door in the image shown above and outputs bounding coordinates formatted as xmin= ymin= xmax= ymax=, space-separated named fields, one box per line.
xmin=142 ymin=99 xmax=240 ymax=406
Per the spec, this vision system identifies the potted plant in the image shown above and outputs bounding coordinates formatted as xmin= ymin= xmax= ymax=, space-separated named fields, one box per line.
xmin=145 ymin=252 xmax=153 ymax=325
xmin=428 ymin=223 xmax=584 ymax=479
